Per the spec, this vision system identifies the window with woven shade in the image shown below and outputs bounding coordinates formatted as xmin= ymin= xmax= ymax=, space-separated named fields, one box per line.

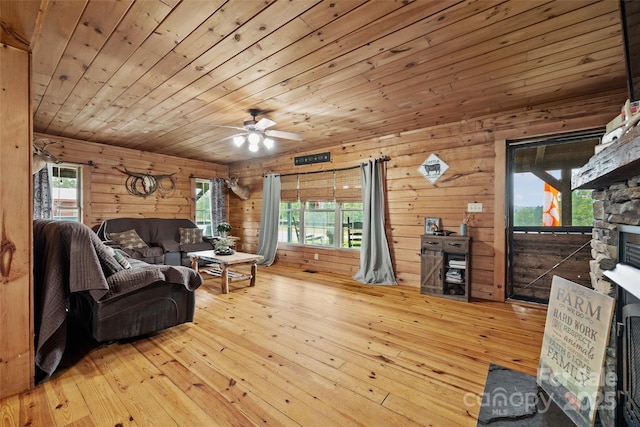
xmin=335 ymin=168 xmax=361 ymax=202
xmin=298 ymin=171 xmax=334 ymax=202
xmin=277 ymin=167 xmax=363 ymax=249
xmin=280 ymin=174 xmax=298 ymax=203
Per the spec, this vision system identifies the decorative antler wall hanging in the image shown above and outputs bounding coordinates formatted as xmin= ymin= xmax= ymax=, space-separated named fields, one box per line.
xmin=114 ymin=167 xmax=177 ymax=198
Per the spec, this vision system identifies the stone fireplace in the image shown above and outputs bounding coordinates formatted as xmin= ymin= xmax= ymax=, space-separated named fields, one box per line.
xmin=574 ymin=130 xmax=640 ymax=426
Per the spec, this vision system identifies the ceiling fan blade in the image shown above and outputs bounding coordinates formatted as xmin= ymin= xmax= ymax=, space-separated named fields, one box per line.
xmin=204 ymin=124 xmax=246 ymax=132
xmin=265 ymin=129 xmax=304 ymax=141
xmin=255 ymin=117 xmax=276 ymax=130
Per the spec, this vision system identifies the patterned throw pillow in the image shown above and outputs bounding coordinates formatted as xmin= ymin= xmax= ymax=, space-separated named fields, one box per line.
xmin=112 ymin=250 xmax=132 ymax=269
xmin=108 ymin=229 xmax=148 ymax=250
xmin=101 ymin=244 xmax=124 ymax=276
xmin=179 ymin=227 xmax=203 ymax=245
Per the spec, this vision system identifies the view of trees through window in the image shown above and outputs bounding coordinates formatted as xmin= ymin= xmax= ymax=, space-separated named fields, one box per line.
xmin=510 ymin=135 xmax=600 ymax=228
xmin=279 ymin=201 xmax=363 ymax=249
xmin=51 ymin=165 xmax=81 ymax=221
xmin=195 ymin=179 xmax=212 ymax=235
xmin=512 ymin=170 xmax=594 ymax=227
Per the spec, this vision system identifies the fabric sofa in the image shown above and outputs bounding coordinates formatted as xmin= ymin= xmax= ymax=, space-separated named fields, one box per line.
xmin=33 ymin=219 xmax=203 ymax=382
xmin=96 ymin=217 xmax=214 ymax=266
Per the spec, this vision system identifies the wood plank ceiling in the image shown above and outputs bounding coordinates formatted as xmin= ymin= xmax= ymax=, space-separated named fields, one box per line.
xmin=19 ymin=0 xmax=627 ymax=164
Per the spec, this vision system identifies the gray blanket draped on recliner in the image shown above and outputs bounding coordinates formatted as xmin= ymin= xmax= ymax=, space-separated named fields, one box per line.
xmin=33 ymin=220 xmax=202 ymax=381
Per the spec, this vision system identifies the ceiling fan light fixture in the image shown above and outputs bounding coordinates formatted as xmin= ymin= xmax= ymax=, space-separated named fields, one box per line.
xmin=247 ymin=132 xmax=261 ymax=144
xmin=233 ymin=135 xmax=245 ymax=147
xmin=263 ymin=137 xmax=274 ymax=149
xmin=222 ymin=109 xmax=303 ymax=152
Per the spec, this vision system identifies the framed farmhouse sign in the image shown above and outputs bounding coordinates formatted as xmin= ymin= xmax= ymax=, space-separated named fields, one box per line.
xmin=537 ymin=276 xmax=615 ymax=427
xmin=418 ymin=153 xmax=448 ymax=184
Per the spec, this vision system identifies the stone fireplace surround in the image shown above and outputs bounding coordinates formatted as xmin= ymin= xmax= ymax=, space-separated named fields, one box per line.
xmin=574 ymin=130 xmax=640 ymax=427
xmin=590 ymin=176 xmax=640 ymax=427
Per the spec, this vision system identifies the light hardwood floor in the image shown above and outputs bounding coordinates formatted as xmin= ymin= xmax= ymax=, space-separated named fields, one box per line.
xmin=0 ymin=265 xmax=547 ymax=426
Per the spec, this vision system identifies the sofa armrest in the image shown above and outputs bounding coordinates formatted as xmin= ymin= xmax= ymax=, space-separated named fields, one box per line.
xmin=156 ymin=239 xmax=181 ymax=253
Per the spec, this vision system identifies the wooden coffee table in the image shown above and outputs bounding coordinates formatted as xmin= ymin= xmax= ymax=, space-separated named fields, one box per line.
xmin=188 ymin=250 xmax=264 ymax=294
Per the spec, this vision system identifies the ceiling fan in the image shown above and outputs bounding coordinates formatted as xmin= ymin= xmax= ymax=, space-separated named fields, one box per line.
xmin=216 ymin=109 xmax=304 ymax=152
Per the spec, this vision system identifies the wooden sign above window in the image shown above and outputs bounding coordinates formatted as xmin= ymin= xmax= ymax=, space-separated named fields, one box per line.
xmin=294 ymin=152 xmax=331 ymax=166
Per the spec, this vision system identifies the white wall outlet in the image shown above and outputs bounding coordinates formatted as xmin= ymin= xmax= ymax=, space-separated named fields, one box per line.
xmin=314 ymin=253 xmax=319 ymax=260
xmin=467 ymin=202 xmax=483 ymax=213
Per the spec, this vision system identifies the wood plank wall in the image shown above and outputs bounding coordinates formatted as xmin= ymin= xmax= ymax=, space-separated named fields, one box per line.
xmin=0 ymin=45 xmax=33 ymax=399
xmin=33 ymin=91 xmax=625 ymax=301
xmin=34 ymin=133 xmax=229 ymax=228
xmin=228 ymin=92 xmax=624 ymax=301
xmin=2 ymin=90 xmax=622 ymax=402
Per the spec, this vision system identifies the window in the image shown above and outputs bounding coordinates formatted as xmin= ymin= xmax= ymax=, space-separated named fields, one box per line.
xmin=342 ymin=202 xmax=364 ymax=248
xmin=304 ymin=201 xmax=335 ymax=247
xmin=510 ymin=137 xmax=598 ymax=228
xmin=512 ymin=169 xmax=594 ymax=227
xmin=278 ymin=201 xmax=364 ymax=248
xmin=195 ymin=179 xmax=212 ymax=235
xmin=279 ymin=201 xmax=301 ymax=243
xmin=51 ymin=164 xmax=81 ymax=221
xmin=278 ymin=169 xmax=363 ymax=249
xmin=506 ymin=133 xmax=601 ymax=302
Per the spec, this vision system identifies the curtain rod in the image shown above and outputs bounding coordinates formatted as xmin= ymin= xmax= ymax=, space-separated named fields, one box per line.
xmin=269 ymin=156 xmax=390 ymax=178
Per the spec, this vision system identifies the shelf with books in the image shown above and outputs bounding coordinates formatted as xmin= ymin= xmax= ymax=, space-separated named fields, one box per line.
xmin=420 ymin=235 xmax=470 ymax=301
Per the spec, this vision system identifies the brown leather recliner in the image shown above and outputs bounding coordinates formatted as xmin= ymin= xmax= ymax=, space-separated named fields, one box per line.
xmin=33 ymin=219 xmax=203 ymax=382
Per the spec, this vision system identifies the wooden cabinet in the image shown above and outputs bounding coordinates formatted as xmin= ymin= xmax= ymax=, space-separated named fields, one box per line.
xmin=420 ymin=235 xmax=471 ymax=302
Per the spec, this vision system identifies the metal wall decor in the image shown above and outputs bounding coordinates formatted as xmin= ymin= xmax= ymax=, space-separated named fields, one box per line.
xmin=115 ymin=167 xmax=176 ymax=198
xmin=418 ymin=153 xmax=449 ymax=184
